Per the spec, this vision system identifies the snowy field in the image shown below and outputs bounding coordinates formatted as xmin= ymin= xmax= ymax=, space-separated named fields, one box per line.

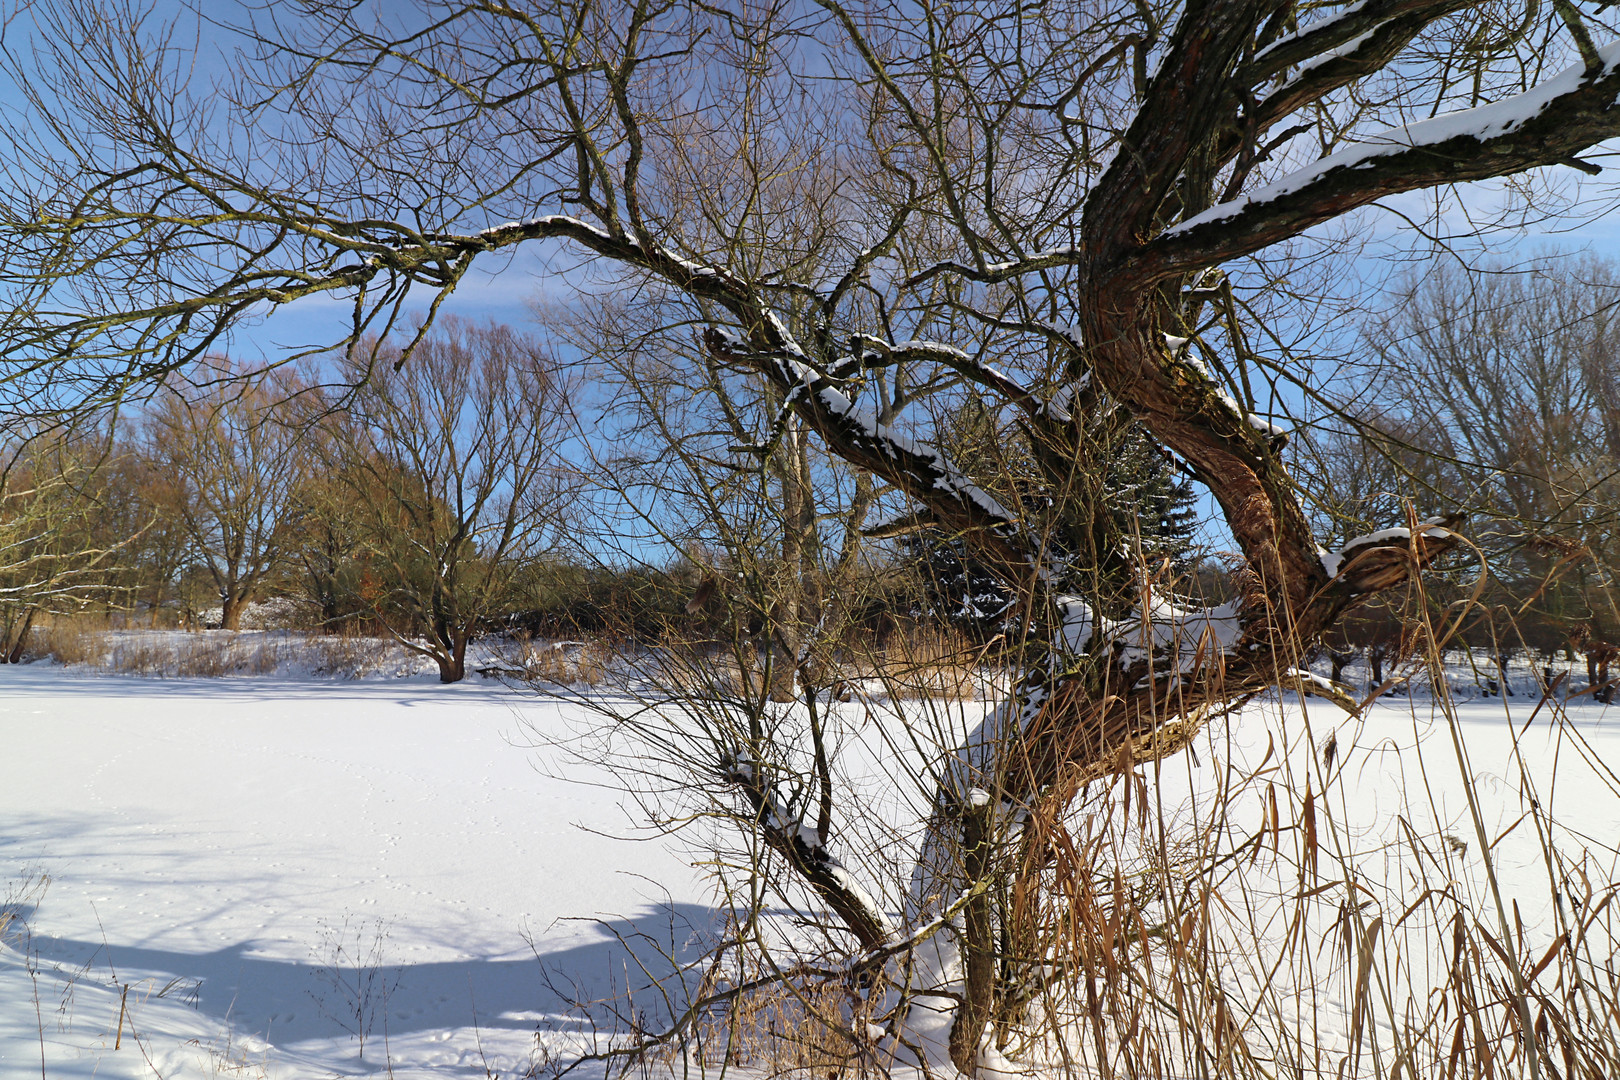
xmin=0 ymin=662 xmax=711 ymax=1079
xmin=2 ymin=645 xmax=1618 ymax=1078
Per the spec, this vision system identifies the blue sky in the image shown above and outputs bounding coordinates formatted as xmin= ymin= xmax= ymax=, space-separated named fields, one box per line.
xmin=13 ymin=0 xmax=1620 ymax=566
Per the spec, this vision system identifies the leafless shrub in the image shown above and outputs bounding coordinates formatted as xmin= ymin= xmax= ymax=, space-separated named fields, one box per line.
xmin=307 ymin=915 xmax=399 ymax=1063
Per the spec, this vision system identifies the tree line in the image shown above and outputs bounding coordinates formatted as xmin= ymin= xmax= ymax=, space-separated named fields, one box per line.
xmin=9 ymin=255 xmax=1620 ymax=696
xmin=0 ymin=303 xmax=1204 ymax=685
xmin=1301 ymin=255 xmax=1620 ymax=694
xmin=1 ymin=319 xmax=575 ymax=681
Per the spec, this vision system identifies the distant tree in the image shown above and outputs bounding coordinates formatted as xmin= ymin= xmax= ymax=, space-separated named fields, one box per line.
xmin=142 ymin=361 xmax=306 ymax=630
xmin=0 ymin=430 xmax=131 ymax=660
xmin=319 ymin=319 xmax=572 ymax=683
xmin=1353 ymin=257 xmax=1620 ymax=665
xmin=97 ymin=446 xmax=192 ymax=624
xmin=283 ymin=422 xmax=371 ymax=630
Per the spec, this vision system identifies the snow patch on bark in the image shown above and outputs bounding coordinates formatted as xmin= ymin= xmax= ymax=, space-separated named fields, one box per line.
xmin=1320 ymin=518 xmax=1456 ymax=579
xmin=1251 ymin=1 xmax=1373 ymax=66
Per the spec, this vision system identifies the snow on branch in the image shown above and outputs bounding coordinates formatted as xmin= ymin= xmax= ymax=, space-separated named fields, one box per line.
xmin=1246 ymin=0 xmax=1466 ymax=80
xmin=704 ymin=325 xmax=1039 ymax=576
xmin=1319 ymin=515 xmax=1462 ymax=594
xmin=905 ymin=245 xmax=1082 ymax=287
xmin=1056 ymin=593 xmax=1245 ymax=677
xmin=848 ymin=335 xmax=1051 ymax=421
xmin=473 ymin=214 xmax=618 ymax=248
xmin=1141 ymin=43 xmax=1620 ymax=275
xmin=1283 ymin=668 xmax=1363 ymax=715
xmin=719 ymin=750 xmax=893 ymax=948
xmin=1037 ymin=372 xmax=1090 ymax=422
xmin=446 ymin=218 xmax=754 ymax=309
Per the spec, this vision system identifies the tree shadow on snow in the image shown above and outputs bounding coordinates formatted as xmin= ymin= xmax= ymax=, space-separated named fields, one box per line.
xmin=18 ymin=901 xmax=727 ymax=1050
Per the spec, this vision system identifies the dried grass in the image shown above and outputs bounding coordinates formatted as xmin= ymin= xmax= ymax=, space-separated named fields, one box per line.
xmin=106 ymin=638 xmax=173 ymax=676
xmin=14 ymin=620 xmax=447 ymax=679
xmin=497 ymin=637 xmax=612 ymax=687
xmin=86 ymin=630 xmax=296 ymax=677
xmin=688 ymin=974 xmax=874 ymax=1079
xmin=566 ymin=591 xmax=1620 ymax=1080
xmin=34 ymin=619 xmax=101 ymax=666
xmin=866 ymin=626 xmax=992 ymax=701
xmin=306 ymin=630 xmax=398 ymax=679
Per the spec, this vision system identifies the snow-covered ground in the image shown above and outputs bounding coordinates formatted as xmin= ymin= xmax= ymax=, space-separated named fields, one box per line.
xmin=2 ymin=644 xmax=1617 ymax=1078
xmin=0 ymin=663 xmax=711 ymax=1079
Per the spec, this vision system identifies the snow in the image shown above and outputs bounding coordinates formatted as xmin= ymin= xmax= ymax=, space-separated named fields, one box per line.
xmin=891 ymin=339 xmax=970 ymax=359
xmin=4 ymin=646 xmax=1617 ymax=1078
xmin=981 ymin=246 xmax=1079 ymax=276
xmin=812 ymin=384 xmax=1017 ymax=522
xmin=477 ymin=214 xmax=615 ymax=246
xmin=1037 ymin=373 xmax=1088 ymax=423
xmin=890 ymin=649 xmax=1620 ymax=1074
xmin=1250 ymin=1 xmax=1373 ymax=68
xmin=1276 ymin=26 xmax=1379 ymax=88
xmin=1246 ymin=413 xmax=1288 ymax=437
xmin=1056 ymin=592 xmax=1245 ymax=671
xmin=1057 ymin=595 xmax=1095 ymax=653
xmin=1286 ymin=665 xmax=1349 ymax=698
xmin=0 ymin=663 xmax=709 ymax=1079
xmin=1322 ymin=518 xmax=1456 ymax=579
xmin=1168 ymin=43 xmax=1620 ymax=237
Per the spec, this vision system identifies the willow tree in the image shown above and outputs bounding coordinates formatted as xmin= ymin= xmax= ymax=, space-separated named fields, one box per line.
xmin=143 ymin=359 xmax=306 ymax=630
xmin=5 ymin=0 xmax=1620 ymax=1072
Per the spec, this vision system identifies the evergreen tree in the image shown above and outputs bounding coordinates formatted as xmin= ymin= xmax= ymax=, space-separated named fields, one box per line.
xmin=1107 ymin=425 xmax=1200 ymax=575
xmin=900 ymin=400 xmax=1200 ymax=634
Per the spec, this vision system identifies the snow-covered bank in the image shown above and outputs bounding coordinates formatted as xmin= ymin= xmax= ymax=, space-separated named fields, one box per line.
xmin=0 ymin=666 xmax=709 ymax=1079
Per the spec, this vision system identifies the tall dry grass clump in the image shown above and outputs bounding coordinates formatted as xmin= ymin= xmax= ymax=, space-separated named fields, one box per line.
xmin=684 ymin=957 xmax=880 ymax=1079
xmin=35 ymin=618 xmax=101 ymax=666
xmin=501 ymin=637 xmax=612 ymax=687
xmin=945 ymin=587 xmax=1620 ymax=1079
xmin=305 ymin=628 xmax=403 ymax=679
xmin=866 ymin=625 xmax=999 ymax=702
xmin=101 ymin=633 xmax=292 ymax=677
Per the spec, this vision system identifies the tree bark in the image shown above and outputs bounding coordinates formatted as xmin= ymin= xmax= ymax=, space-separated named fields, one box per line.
xmin=219 ymin=593 xmax=249 ymax=632
xmin=439 ymin=630 xmax=469 ymax=684
xmin=4 ymin=608 xmax=39 ymax=664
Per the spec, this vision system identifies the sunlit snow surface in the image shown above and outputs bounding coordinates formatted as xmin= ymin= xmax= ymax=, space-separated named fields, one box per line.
xmin=0 ymin=664 xmax=711 ymax=1079
xmin=2 ymin=651 xmax=1618 ymax=1078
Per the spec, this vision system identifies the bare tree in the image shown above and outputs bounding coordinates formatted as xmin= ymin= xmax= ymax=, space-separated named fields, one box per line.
xmin=142 ymin=360 xmax=305 ymax=630
xmin=8 ymin=0 xmax=1620 ymax=1071
xmin=541 ymin=290 xmax=896 ymax=703
xmin=0 ymin=430 xmax=132 ymax=660
xmin=99 ymin=446 xmax=193 ymax=624
xmin=284 ymin=463 xmax=368 ymax=631
xmin=315 ymin=318 xmax=572 ymax=683
xmin=1358 ymin=256 xmax=1620 ymax=660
